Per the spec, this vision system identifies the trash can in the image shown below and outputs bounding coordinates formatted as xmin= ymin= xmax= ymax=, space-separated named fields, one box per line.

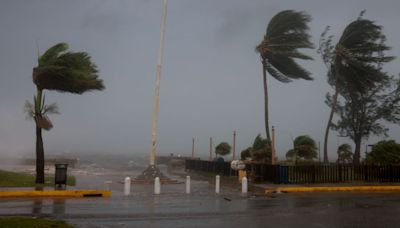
xmin=55 ymin=164 xmax=68 ymax=190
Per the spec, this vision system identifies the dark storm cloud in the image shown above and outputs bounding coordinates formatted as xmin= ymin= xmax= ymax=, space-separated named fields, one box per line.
xmin=0 ymin=0 xmax=399 ymax=161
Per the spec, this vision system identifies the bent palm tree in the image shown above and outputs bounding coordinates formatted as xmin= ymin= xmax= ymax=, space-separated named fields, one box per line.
xmin=320 ymin=12 xmax=394 ymax=164
xmin=28 ymin=43 xmax=104 ymax=183
xmin=256 ymin=10 xmax=314 ymax=163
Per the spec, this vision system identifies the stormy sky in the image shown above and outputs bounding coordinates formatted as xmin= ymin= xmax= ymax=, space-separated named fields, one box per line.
xmin=0 ymin=0 xmax=399 ymax=161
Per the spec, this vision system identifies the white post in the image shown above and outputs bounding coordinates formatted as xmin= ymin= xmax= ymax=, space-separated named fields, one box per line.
xmin=154 ymin=177 xmax=161 ymax=195
xmin=215 ymin=175 xmax=220 ymax=194
xmin=186 ymin=176 xmax=191 ymax=194
xmin=124 ymin=177 xmax=131 ymax=196
xmin=242 ymin=177 xmax=248 ymax=194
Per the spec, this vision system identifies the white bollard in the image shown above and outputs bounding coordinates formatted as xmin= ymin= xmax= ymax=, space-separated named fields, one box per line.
xmin=242 ymin=177 xmax=248 ymax=193
xmin=124 ymin=177 xmax=131 ymax=196
xmin=215 ymin=175 xmax=220 ymax=194
xmin=186 ymin=176 xmax=191 ymax=194
xmin=154 ymin=177 xmax=161 ymax=195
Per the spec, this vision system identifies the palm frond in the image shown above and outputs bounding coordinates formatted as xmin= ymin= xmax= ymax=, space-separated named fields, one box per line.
xmin=24 ymin=101 xmax=35 ymax=120
xmin=257 ymin=10 xmax=314 ymax=83
xmin=33 ymin=49 xmax=105 ymax=93
xmin=38 ymin=43 xmax=68 ymax=67
xmin=42 ymin=102 xmax=60 ymax=115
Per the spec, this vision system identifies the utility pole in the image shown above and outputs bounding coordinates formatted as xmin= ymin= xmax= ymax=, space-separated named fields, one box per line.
xmin=271 ymin=126 xmax=276 ymax=165
xmin=209 ymin=137 xmax=213 ymax=161
xmin=149 ymin=0 xmax=168 ymax=167
xmin=191 ymin=137 xmax=195 ymax=158
xmin=232 ymin=130 xmax=236 ymax=160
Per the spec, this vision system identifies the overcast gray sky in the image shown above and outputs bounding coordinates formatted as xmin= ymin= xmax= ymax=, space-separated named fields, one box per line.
xmin=0 ymin=0 xmax=399 ymax=161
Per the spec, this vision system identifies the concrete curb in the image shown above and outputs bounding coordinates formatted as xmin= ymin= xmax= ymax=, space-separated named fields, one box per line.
xmin=265 ymin=186 xmax=400 ymax=193
xmin=0 ymin=190 xmax=111 ymax=198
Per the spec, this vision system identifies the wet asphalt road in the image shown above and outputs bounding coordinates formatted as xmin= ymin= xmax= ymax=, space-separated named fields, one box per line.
xmin=1 ymin=167 xmax=400 ymax=227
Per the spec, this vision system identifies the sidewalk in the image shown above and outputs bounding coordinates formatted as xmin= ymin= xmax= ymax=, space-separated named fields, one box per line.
xmin=254 ymin=182 xmax=400 ymax=193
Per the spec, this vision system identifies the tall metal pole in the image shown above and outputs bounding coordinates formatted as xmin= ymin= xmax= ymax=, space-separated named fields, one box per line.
xmin=209 ymin=137 xmax=213 ymax=161
xmin=150 ymin=0 xmax=168 ymax=167
xmin=271 ymin=126 xmax=276 ymax=165
xmin=192 ymin=138 xmax=195 ymax=158
xmin=232 ymin=130 xmax=236 ymax=160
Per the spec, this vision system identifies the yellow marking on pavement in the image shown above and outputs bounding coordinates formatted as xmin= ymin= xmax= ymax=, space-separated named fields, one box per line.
xmin=0 ymin=190 xmax=111 ymax=198
xmin=266 ymin=186 xmax=400 ymax=193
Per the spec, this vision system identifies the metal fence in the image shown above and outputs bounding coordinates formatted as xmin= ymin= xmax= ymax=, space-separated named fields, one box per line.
xmin=185 ymin=159 xmax=400 ymax=184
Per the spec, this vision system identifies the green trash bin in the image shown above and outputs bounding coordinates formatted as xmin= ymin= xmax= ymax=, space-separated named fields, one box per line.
xmin=55 ymin=164 xmax=68 ymax=190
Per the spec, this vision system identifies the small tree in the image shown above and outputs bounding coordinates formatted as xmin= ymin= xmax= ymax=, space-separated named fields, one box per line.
xmin=337 ymin=143 xmax=353 ymax=164
xmin=333 ymin=76 xmax=400 ymax=164
xmin=215 ymin=142 xmax=231 ymax=157
xmin=286 ymin=135 xmax=317 ymax=161
xmin=240 ymin=147 xmax=252 ymax=160
xmin=365 ymin=140 xmax=400 ymax=165
xmin=251 ymin=134 xmax=272 ymax=162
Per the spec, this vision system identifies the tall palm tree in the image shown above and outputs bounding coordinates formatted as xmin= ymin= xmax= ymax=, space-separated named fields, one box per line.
xmin=319 ymin=12 xmax=394 ymax=164
xmin=27 ymin=43 xmax=104 ymax=183
xmin=256 ymin=10 xmax=314 ymax=163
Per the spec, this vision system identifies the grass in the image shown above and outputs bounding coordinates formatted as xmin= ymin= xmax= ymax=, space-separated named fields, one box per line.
xmin=0 ymin=170 xmax=75 ymax=187
xmin=0 ymin=217 xmax=74 ymax=228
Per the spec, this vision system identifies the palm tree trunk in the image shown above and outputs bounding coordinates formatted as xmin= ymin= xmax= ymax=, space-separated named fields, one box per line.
xmin=262 ymin=61 xmax=274 ymax=164
xmin=34 ymin=88 xmax=45 ymax=183
xmin=323 ymin=85 xmax=339 ymax=163
xmin=35 ymin=125 xmax=45 ymax=183
xmin=262 ymin=61 xmax=271 ymax=145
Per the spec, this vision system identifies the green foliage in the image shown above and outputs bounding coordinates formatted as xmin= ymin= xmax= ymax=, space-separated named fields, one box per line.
xmin=337 ymin=143 xmax=353 ymax=164
xmin=320 ymin=12 xmax=396 ymax=164
xmin=33 ymin=42 xmax=105 ymax=93
xmin=240 ymin=147 xmax=252 ymax=160
xmin=366 ymin=140 xmax=400 ymax=165
xmin=333 ymin=76 xmax=400 ymax=146
xmin=0 ymin=217 xmax=74 ymax=228
xmin=256 ymin=10 xmax=314 ymax=83
xmin=215 ymin=142 xmax=231 ymax=156
xmin=319 ymin=12 xmax=394 ymax=92
xmin=286 ymin=135 xmax=317 ymax=160
xmin=239 ymin=134 xmax=271 ymax=161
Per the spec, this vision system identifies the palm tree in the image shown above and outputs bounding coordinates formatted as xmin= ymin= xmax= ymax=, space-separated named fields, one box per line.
xmin=286 ymin=135 xmax=317 ymax=162
xmin=319 ymin=12 xmax=394 ymax=164
xmin=27 ymin=43 xmax=104 ymax=183
xmin=336 ymin=143 xmax=353 ymax=164
xmin=256 ymin=10 xmax=314 ymax=163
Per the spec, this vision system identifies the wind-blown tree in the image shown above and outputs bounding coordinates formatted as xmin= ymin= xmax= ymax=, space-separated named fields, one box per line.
xmin=332 ymin=76 xmax=400 ymax=164
xmin=256 ymin=10 xmax=314 ymax=163
xmin=336 ymin=143 xmax=353 ymax=164
xmin=215 ymin=142 xmax=231 ymax=157
xmin=319 ymin=11 xmax=394 ymax=163
xmin=26 ymin=43 xmax=105 ymax=183
xmin=286 ymin=135 xmax=317 ymax=162
xmin=365 ymin=140 xmax=400 ymax=165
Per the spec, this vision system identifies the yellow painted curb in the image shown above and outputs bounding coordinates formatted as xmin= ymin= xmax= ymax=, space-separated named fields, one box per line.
xmin=0 ymin=190 xmax=111 ymax=198
xmin=266 ymin=186 xmax=400 ymax=193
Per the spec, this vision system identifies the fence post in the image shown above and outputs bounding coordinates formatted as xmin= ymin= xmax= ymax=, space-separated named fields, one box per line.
xmin=275 ymin=165 xmax=281 ymax=184
xmin=215 ymin=175 xmax=220 ymax=194
xmin=124 ymin=177 xmax=131 ymax=196
xmin=186 ymin=176 xmax=191 ymax=194
xmin=312 ymin=165 xmax=316 ymax=183
xmin=154 ymin=177 xmax=161 ymax=195
xmin=390 ymin=165 xmax=393 ymax=182
xmin=242 ymin=177 xmax=248 ymax=193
